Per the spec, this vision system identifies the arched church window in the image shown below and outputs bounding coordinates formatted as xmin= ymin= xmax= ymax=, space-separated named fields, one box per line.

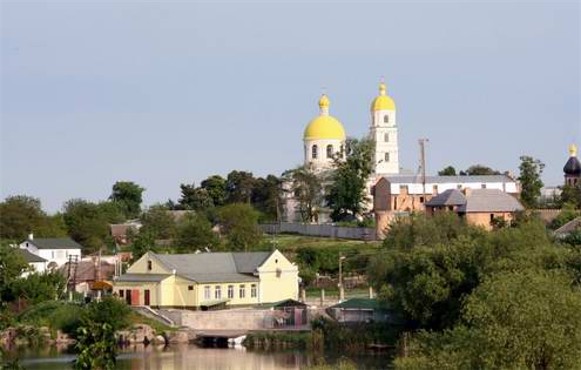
xmin=312 ymin=145 xmax=318 ymax=159
xmin=384 ymin=115 xmax=389 ymax=123
xmin=384 ymin=152 xmax=390 ymax=162
xmin=384 ymin=133 xmax=389 ymax=142
xmin=326 ymin=145 xmax=333 ymax=158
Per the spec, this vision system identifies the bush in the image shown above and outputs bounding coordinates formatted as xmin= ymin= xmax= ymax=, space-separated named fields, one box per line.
xmin=83 ymin=297 xmax=131 ymax=332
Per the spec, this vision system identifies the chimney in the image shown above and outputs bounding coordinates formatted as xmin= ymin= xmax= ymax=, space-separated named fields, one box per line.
xmin=28 ymin=233 xmax=34 ymax=240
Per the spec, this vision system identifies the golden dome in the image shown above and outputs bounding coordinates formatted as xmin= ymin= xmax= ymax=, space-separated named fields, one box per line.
xmin=303 ymin=94 xmax=346 ymax=141
xmin=569 ymin=144 xmax=578 ymax=157
xmin=371 ymin=81 xmax=396 ymax=111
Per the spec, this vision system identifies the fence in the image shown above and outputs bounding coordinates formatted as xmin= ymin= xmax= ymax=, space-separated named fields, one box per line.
xmin=260 ymin=223 xmax=376 ymax=241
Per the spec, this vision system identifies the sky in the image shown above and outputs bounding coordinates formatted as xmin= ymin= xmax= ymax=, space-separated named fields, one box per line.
xmin=1 ymin=0 xmax=580 ymax=213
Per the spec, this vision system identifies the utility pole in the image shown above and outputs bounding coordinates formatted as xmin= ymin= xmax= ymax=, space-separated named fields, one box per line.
xmin=418 ymin=138 xmax=429 ymax=202
xmin=338 ymin=254 xmax=346 ymax=302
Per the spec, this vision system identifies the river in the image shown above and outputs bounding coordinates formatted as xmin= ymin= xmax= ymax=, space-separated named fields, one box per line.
xmin=6 ymin=344 xmax=392 ymax=369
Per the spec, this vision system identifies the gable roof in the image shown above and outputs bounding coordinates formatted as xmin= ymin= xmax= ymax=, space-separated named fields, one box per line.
xmin=17 ymin=248 xmax=47 ymax=263
xmin=458 ymin=189 xmax=524 ymax=213
xmin=150 ymin=251 xmax=273 ymax=283
xmin=425 ymin=189 xmax=466 ymax=207
xmin=25 ymin=238 xmax=83 ymax=250
xmin=554 ymin=217 xmax=581 ymax=236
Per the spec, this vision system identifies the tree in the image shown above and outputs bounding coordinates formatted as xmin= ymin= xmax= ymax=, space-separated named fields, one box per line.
xmin=518 ymin=156 xmax=545 ymax=208
xmin=175 ymin=213 xmax=219 ymax=252
xmin=287 ymin=166 xmax=323 ymax=222
xmin=560 ymin=183 xmax=581 ymax=209
xmin=129 ymin=230 xmax=157 ymax=261
xmin=178 ymin=183 xmax=214 ymax=211
xmin=0 ymin=243 xmax=29 ymax=302
xmin=74 ymin=297 xmax=131 ymax=370
xmin=252 ymin=175 xmax=282 ymax=221
xmin=225 ymin=171 xmax=256 ymax=204
xmin=459 ymin=165 xmax=501 ymax=176
xmin=326 ymin=137 xmax=375 ymax=221
xmin=0 ymin=195 xmax=67 ymax=240
xmin=396 ymin=271 xmax=581 ymax=370
xmin=437 ymin=166 xmax=457 ymax=176
xmin=218 ymin=203 xmax=262 ymax=251
xmin=109 ymin=181 xmax=145 ymax=219
xmin=4 ymin=271 xmax=66 ymax=304
xmin=201 ymin=175 xmax=227 ymax=207
xmin=63 ymin=199 xmax=124 ymax=253
xmin=140 ymin=205 xmax=177 ymax=240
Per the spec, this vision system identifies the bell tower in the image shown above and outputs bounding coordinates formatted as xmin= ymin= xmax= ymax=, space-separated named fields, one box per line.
xmin=369 ymin=80 xmax=399 ymax=175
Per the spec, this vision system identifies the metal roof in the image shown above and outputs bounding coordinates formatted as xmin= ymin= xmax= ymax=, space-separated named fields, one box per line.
xmin=151 ymin=251 xmax=273 ymax=283
xmin=554 ymin=217 xmax=581 ymax=236
xmin=382 ymin=174 xmax=515 ymax=184
xmin=24 ymin=238 xmax=83 ymax=250
xmin=425 ymin=189 xmax=466 ymax=207
xmin=179 ymin=273 xmax=259 ymax=284
xmin=458 ymin=189 xmax=524 ymax=213
xmin=17 ymin=248 xmax=47 ymax=263
xmin=115 ymin=273 xmax=170 ymax=282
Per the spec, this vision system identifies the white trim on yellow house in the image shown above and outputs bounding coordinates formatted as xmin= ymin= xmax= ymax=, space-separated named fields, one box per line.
xmin=113 ymin=249 xmax=299 ymax=310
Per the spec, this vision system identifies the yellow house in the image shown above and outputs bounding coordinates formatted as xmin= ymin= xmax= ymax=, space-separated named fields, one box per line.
xmin=113 ymin=249 xmax=299 ymax=310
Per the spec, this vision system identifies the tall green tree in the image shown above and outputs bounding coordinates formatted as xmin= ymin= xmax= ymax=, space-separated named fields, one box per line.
xmin=178 ymin=183 xmax=214 ymax=211
xmin=63 ymin=199 xmax=124 ymax=253
xmin=518 ymin=156 xmax=545 ymax=208
xmin=326 ymin=137 xmax=375 ymax=221
xmin=0 ymin=195 xmax=67 ymax=240
xmin=140 ymin=205 xmax=177 ymax=240
xmin=109 ymin=181 xmax=145 ymax=219
xmin=218 ymin=203 xmax=262 ymax=251
xmin=175 ymin=213 xmax=219 ymax=252
xmin=225 ymin=171 xmax=256 ymax=204
xmin=560 ymin=183 xmax=581 ymax=209
xmin=287 ymin=166 xmax=323 ymax=223
xmin=252 ymin=175 xmax=282 ymax=221
xmin=0 ymin=243 xmax=29 ymax=301
xmin=201 ymin=175 xmax=227 ymax=207
xmin=129 ymin=230 xmax=157 ymax=261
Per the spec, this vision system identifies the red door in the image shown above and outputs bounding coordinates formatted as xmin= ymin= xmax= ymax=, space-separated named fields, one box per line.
xmin=131 ymin=289 xmax=140 ymax=306
xmin=144 ymin=290 xmax=150 ymax=306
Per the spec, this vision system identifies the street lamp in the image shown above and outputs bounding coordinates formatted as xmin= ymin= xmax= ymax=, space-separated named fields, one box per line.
xmin=338 ymin=254 xmax=346 ymax=302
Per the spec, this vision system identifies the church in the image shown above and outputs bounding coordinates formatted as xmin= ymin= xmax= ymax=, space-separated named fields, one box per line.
xmin=283 ymin=79 xmax=522 ymax=229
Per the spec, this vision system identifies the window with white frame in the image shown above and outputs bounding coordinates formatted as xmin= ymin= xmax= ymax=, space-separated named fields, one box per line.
xmin=384 ymin=133 xmax=389 ymax=142
xmin=239 ymin=284 xmax=246 ymax=299
xmin=384 ymin=152 xmax=390 ymax=162
xmin=204 ymin=286 xmax=211 ymax=300
xmin=251 ymin=284 xmax=257 ymax=298
xmin=227 ymin=285 xmax=234 ymax=299
xmin=384 ymin=115 xmax=389 ymax=123
xmin=312 ymin=145 xmax=318 ymax=159
xmin=215 ymin=285 xmax=221 ymax=299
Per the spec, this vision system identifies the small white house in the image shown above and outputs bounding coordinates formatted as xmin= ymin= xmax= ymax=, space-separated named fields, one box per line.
xmin=19 ymin=237 xmax=82 ymax=269
xmin=16 ymin=248 xmax=48 ymax=275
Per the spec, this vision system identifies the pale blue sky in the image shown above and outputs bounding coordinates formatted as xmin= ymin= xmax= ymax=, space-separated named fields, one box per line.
xmin=1 ymin=1 xmax=580 ymax=213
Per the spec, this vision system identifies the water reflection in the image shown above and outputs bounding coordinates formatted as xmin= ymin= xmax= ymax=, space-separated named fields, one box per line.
xmin=12 ymin=344 xmax=390 ymax=369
